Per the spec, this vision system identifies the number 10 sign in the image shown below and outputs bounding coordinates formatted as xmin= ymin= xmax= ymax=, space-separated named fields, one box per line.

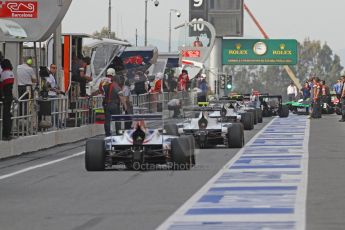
xmin=189 ymin=0 xmax=207 ymax=36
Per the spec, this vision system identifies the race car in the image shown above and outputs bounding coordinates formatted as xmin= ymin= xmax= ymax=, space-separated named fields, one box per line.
xmin=207 ymin=99 xmax=255 ymax=130
xmin=259 ymin=95 xmax=289 ymax=118
xmin=230 ymin=95 xmax=263 ymax=125
xmin=284 ymin=100 xmax=310 ymax=115
xmin=177 ymin=106 xmax=245 ymax=149
xmin=85 ymin=114 xmax=195 ymax=171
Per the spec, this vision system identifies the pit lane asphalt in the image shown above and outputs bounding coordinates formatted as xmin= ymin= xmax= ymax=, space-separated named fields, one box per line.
xmin=0 ymin=119 xmax=272 ymax=230
xmin=307 ymin=114 xmax=345 ymax=230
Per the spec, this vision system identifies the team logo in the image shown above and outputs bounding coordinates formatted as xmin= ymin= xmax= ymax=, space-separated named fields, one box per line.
xmin=0 ymin=1 xmax=38 ymax=18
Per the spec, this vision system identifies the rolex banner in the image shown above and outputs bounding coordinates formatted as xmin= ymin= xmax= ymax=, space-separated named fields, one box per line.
xmin=222 ymin=39 xmax=298 ymax=65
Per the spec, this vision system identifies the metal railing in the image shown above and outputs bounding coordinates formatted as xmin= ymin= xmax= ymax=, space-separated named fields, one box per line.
xmin=50 ymin=97 xmax=69 ymax=130
xmin=0 ymin=90 xmax=197 ymax=141
xmin=11 ymin=98 xmax=37 ymax=138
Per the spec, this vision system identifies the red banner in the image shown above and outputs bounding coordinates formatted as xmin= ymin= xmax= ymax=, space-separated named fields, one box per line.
xmin=0 ymin=1 xmax=38 ymax=18
xmin=182 ymin=50 xmax=201 ymax=58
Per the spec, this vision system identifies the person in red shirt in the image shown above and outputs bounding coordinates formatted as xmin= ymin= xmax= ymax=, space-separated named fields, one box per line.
xmin=150 ymin=72 xmax=163 ymax=94
xmin=178 ymin=70 xmax=189 ymax=91
xmin=149 ymin=73 xmax=163 ymax=112
xmin=193 ymin=37 xmax=203 ymax=47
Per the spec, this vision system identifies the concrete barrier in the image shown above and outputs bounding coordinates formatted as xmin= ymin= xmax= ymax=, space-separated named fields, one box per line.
xmin=0 ymin=124 xmax=104 ymax=159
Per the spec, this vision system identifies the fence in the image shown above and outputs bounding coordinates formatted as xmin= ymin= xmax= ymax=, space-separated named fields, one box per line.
xmin=0 ymin=91 xmax=197 ymax=141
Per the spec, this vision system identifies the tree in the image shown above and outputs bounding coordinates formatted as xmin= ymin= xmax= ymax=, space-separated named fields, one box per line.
xmin=93 ymin=27 xmax=117 ymax=39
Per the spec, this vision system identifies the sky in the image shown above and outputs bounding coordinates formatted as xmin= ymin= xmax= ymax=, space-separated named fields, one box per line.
xmin=62 ymin=0 xmax=345 ymax=64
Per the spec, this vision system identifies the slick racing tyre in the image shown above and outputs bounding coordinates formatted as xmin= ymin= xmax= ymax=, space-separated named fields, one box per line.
xmin=257 ymin=109 xmax=263 ymax=123
xmin=279 ymin=105 xmax=290 ymax=118
xmin=164 ymin=123 xmax=179 ymax=136
xmin=241 ymin=112 xmax=254 ymax=130
xmin=171 ymin=136 xmax=192 ymax=170
xmin=228 ymin=123 xmax=245 ymax=148
xmin=85 ymin=138 xmax=105 ymax=171
xmin=248 ymin=109 xmax=258 ymax=125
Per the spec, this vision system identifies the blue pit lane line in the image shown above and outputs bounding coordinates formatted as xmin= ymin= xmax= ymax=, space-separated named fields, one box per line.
xmin=157 ymin=115 xmax=310 ymax=230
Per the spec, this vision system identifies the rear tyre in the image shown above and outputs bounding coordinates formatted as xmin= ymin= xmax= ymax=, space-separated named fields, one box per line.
xmin=228 ymin=123 xmax=244 ymax=148
xmin=241 ymin=112 xmax=254 ymax=130
xmin=171 ymin=136 xmax=191 ymax=170
xmin=85 ymin=138 xmax=105 ymax=171
xmin=186 ymin=136 xmax=196 ymax=167
xmin=257 ymin=109 xmax=263 ymax=123
xmin=248 ymin=109 xmax=258 ymax=124
xmin=164 ymin=123 xmax=179 ymax=136
xmin=279 ymin=105 xmax=290 ymax=118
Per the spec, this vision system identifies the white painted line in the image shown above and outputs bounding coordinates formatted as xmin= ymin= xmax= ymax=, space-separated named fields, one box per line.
xmin=157 ymin=115 xmax=310 ymax=230
xmin=295 ymin=118 xmax=310 ymax=230
xmin=156 ymin=118 xmax=277 ymax=230
xmin=0 ymin=151 xmax=85 ymax=181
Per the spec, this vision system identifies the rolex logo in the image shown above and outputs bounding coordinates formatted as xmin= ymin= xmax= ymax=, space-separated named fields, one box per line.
xmin=280 ymin=44 xmax=286 ymax=50
xmin=236 ymin=43 xmax=241 ymax=50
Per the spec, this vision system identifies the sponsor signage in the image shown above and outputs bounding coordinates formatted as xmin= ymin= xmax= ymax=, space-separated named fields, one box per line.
xmin=182 ymin=50 xmax=201 ymax=58
xmin=0 ymin=1 xmax=38 ymax=18
xmin=222 ymin=39 xmax=298 ymax=65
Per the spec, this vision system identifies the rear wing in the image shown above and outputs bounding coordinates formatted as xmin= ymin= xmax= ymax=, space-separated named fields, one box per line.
xmin=184 ymin=106 xmax=223 ymax=112
xmin=209 ymin=100 xmax=238 ymax=104
xmin=259 ymin=95 xmax=282 ymax=100
xmin=111 ymin=114 xmax=162 ymax=121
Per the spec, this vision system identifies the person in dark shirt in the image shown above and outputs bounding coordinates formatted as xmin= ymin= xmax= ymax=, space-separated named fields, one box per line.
xmin=134 ymin=71 xmax=148 ymax=95
xmin=0 ymin=59 xmax=15 ymax=140
xmin=103 ymin=70 xmax=122 ymax=136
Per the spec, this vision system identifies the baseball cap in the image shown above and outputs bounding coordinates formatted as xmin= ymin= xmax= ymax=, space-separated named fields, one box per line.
xmin=106 ymin=68 xmax=116 ymax=76
xmin=26 ymin=58 xmax=33 ymax=65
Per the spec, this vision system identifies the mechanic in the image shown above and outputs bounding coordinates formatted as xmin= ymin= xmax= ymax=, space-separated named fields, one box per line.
xmin=102 ymin=68 xmax=122 ymax=136
xmin=79 ymin=56 xmax=92 ymax=97
xmin=308 ymin=77 xmax=315 ymax=117
xmin=197 ymin=74 xmax=208 ymax=103
xmin=339 ymin=75 xmax=345 ymax=122
xmin=17 ymin=57 xmax=37 ymax=100
xmin=168 ymin=98 xmax=182 ymax=118
xmin=320 ymin=80 xmax=331 ymax=105
xmin=311 ymin=77 xmax=322 ymax=119
xmin=333 ymin=79 xmax=343 ymax=99
xmin=118 ymin=74 xmax=132 ymax=129
xmin=302 ymin=81 xmax=311 ymax=114
xmin=0 ymin=59 xmax=15 ymax=140
xmin=178 ymin=70 xmax=189 ymax=92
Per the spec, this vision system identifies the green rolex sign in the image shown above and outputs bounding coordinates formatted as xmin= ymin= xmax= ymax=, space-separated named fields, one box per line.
xmin=222 ymin=39 xmax=298 ymax=65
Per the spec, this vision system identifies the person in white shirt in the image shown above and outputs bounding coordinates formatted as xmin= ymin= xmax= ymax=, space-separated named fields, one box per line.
xmin=287 ymin=82 xmax=298 ymax=101
xmin=45 ymin=64 xmax=61 ymax=97
xmin=17 ymin=57 xmax=37 ymax=99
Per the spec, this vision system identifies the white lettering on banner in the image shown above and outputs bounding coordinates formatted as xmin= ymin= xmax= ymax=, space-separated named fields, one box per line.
xmin=192 ymin=18 xmax=205 ymax=32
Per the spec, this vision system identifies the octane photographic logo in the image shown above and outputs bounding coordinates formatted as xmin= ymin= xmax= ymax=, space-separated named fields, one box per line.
xmin=0 ymin=1 xmax=38 ymax=18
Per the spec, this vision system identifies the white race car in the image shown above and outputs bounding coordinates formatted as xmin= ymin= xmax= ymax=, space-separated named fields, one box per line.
xmin=208 ymin=100 xmax=256 ymax=131
xmin=85 ymin=114 xmax=195 ymax=171
xmin=177 ymin=106 xmax=244 ymax=149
